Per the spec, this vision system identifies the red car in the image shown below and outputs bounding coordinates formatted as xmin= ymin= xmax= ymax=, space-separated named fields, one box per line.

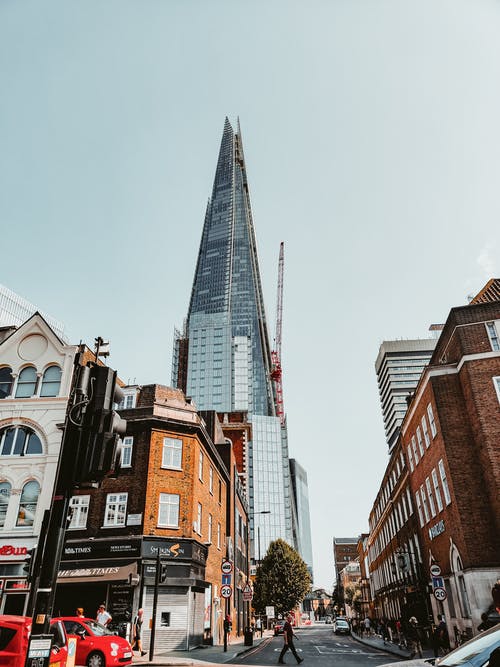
xmin=0 ymin=615 xmax=69 ymax=667
xmin=55 ymin=617 xmax=133 ymax=667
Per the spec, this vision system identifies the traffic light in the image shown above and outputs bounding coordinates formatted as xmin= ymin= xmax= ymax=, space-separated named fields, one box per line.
xmin=23 ymin=547 xmax=37 ymax=584
xmin=75 ymin=364 xmax=127 ymax=482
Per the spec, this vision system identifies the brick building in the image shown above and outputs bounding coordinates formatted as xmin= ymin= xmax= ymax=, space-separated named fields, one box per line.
xmin=400 ymin=280 xmax=500 ymax=641
xmin=56 ymin=385 xmax=247 ymax=651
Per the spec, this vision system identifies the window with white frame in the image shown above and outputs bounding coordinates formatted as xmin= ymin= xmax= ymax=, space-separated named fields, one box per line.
xmin=68 ymin=495 xmax=90 ymax=529
xmin=427 ymin=403 xmax=437 ymax=437
xmin=40 ymin=366 xmax=62 ymax=397
xmin=416 ymin=426 xmax=424 ymax=456
xmin=412 ymin=436 xmax=419 ymax=464
xmin=158 ymin=493 xmax=179 ymax=528
xmin=217 ymin=522 xmax=221 ymax=549
xmin=432 ymin=468 xmax=443 ymax=512
xmin=17 ymin=480 xmax=40 ymax=527
xmin=406 ymin=487 xmax=414 ymax=514
xmin=407 ymin=445 xmax=414 ymax=472
xmin=486 ymin=322 xmax=500 ymax=351
xmin=421 ymin=415 xmax=430 ymax=447
xmin=438 ymin=459 xmax=452 ymax=505
xmin=162 ymin=438 xmax=182 ymax=469
xmin=0 ymin=481 xmax=11 ymax=527
xmin=0 ymin=426 xmax=43 ymax=456
xmin=0 ymin=366 xmax=13 ymax=399
xmin=415 ymin=489 xmax=424 ymax=527
xmin=420 ymin=484 xmax=430 ymax=523
xmin=425 ymin=477 xmax=436 ymax=517
xmin=493 ymin=377 xmax=500 ymax=403
xmin=104 ymin=493 xmax=127 ymax=526
xmin=120 ymin=436 xmax=133 ymax=468
xmin=196 ymin=502 xmax=202 ymax=535
xmin=15 ymin=366 xmax=37 ymax=398
xmin=209 ymin=467 xmax=213 ymax=494
xmin=208 ymin=513 xmax=213 ymax=544
xmin=198 ymin=452 xmax=204 ymax=481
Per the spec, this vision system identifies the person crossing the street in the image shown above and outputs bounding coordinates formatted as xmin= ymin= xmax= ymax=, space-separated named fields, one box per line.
xmin=278 ymin=615 xmax=303 ymax=665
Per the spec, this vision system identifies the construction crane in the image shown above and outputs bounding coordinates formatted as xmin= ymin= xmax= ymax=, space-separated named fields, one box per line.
xmin=270 ymin=242 xmax=285 ymax=425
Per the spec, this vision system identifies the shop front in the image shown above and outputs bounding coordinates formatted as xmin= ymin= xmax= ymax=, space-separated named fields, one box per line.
xmin=0 ymin=537 xmax=36 ymax=614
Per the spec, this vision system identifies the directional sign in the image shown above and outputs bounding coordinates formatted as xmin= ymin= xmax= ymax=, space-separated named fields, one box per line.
xmin=430 ymin=564 xmax=441 ymax=577
xmin=433 ymin=586 xmax=447 ymax=601
xmin=221 ymin=584 xmax=232 ymax=599
xmin=221 ymin=560 xmax=233 ymax=575
xmin=432 ymin=576 xmax=444 ymax=589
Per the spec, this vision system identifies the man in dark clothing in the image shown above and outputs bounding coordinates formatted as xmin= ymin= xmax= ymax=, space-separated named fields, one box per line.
xmin=432 ymin=614 xmax=449 ymax=657
xmin=278 ymin=615 xmax=303 ymax=664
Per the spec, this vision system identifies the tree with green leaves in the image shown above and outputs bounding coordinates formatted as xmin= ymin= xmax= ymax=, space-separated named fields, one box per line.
xmin=252 ymin=539 xmax=311 ymax=617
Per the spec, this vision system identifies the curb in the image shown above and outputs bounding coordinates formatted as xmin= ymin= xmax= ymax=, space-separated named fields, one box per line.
xmin=351 ymin=632 xmax=413 ymax=659
xmin=222 ymin=636 xmax=273 ymax=663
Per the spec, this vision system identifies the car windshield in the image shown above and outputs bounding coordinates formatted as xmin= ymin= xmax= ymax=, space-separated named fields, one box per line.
xmin=84 ymin=620 xmax=114 ymax=637
xmin=337 ymin=621 xmax=349 ymax=626
xmin=437 ymin=626 xmax=500 ymax=667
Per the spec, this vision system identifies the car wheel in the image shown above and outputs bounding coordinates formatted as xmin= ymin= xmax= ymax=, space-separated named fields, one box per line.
xmin=86 ymin=651 xmax=105 ymax=667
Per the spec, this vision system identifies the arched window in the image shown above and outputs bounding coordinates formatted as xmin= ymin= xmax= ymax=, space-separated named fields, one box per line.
xmin=0 ymin=481 xmax=11 ymax=527
xmin=40 ymin=366 xmax=62 ymax=397
xmin=17 ymin=480 xmax=40 ymax=527
xmin=15 ymin=366 xmax=38 ymax=398
xmin=0 ymin=367 xmax=13 ymax=399
xmin=0 ymin=426 xmax=43 ymax=456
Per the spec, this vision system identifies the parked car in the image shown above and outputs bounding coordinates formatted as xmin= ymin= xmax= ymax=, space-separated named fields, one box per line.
xmin=377 ymin=623 xmax=500 ymax=667
xmin=0 ymin=615 xmax=69 ymax=667
xmin=274 ymin=620 xmax=285 ymax=635
xmin=333 ymin=618 xmax=350 ymax=635
xmin=55 ymin=617 xmax=133 ymax=667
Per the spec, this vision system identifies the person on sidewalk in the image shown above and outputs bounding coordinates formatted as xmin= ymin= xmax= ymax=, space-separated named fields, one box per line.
xmin=407 ymin=617 xmax=423 ymax=658
xmin=278 ymin=615 xmax=303 ymax=664
xmin=256 ymin=617 xmax=263 ymax=637
xmin=96 ymin=603 xmax=112 ymax=627
xmin=432 ymin=614 xmax=449 ymax=657
xmin=133 ymin=608 xmax=147 ymax=657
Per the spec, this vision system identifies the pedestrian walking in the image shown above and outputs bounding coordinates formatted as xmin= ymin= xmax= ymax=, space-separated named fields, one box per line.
xmin=133 ymin=608 xmax=147 ymax=657
xmin=96 ymin=603 xmax=112 ymax=627
xmin=407 ymin=617 xmax=423 ymax=658
xmin=278 ymin=615 xmax=303 ymax=664
xmin=432 ymin=614 xmax=449 ymax=657
xmin=363 ymin=617 xmax=371 ymax=636
xmin=256 ymin=617 xmax=263 ymax=637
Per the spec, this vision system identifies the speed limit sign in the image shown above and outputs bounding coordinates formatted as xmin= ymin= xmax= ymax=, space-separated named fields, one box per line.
xmin=221 ymin=584 xmax=232 ymax=599
xmin=433 ymin=587 xmax=447 ymax=601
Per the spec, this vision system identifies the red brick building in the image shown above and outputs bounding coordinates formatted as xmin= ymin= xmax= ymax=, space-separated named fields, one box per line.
xmin=400 ymin=280 xmax=500 ymax=641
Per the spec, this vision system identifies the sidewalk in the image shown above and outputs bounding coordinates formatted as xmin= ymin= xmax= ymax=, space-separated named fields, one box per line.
xmin=135 ymin=630 xmax=273 ymax=666
xmin=351 ymin=631 xmax=435 ymax=661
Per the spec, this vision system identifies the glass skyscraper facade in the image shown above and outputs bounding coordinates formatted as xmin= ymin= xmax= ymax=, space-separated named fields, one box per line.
xmin=172 ymin=118 xmax=296 ymax=557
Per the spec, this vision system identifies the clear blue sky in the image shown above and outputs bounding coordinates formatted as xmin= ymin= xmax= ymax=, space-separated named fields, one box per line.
xmin=1 ymin=0 xmax=499 ymax=590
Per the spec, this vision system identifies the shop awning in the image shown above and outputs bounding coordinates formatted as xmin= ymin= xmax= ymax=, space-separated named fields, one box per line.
xmin=57 ymin=561 xmax=137 ymax=584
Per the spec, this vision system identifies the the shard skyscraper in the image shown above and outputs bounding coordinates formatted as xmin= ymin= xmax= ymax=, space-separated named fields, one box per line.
xmin=172 ymin=118 xmax=294 ymax=557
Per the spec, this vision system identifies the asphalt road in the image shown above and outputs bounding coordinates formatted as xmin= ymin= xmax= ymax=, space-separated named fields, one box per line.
xmin=234 ymin=626 xmax=399 ymax=667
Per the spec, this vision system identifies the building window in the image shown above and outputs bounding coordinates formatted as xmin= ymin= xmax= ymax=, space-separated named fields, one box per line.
xmin=407 ymin=445 xmax=414 ymax=472
xmin=415 ymin=489 xmax=424 ymax=527
xmin=40 ymin=366 xmax=62 ymax=397
xmin=68 ymin=495 xmax=90 ymax=529
xmin=158 ymin=493 xmax=180 ymax=528
xmin=104 ymin=493 xmax=127 ymax=527
xmin=420 ymin=485 xmax=430 ymax=523
xmin=196 ymin=503 xmax=202 ymax=535
xmin=15 ymin=366 xmax=38 ymax=398
xmin=218 ymin=480 xmax=222 ymax=504
xmin=17 ymin=480 xmax=40 ymax=527
xmin=0 ymin=367 xmax=13 ymax=399
xmin=0 ymin=481 xmax=11 ymax=527
xmin=162 ymin=438 xmax=182 ymax=469
xmin=493 ymin=377 xmax=500 ymax=403
xmin=217 ymin=522 xmax=221 ymax=549
xmin=198 ymin=452 xmax=204 ymax=481
xmin=425 ymin=477 xmax=436 ymax=517
xmin=412 ymin=436 xmax=419 ymax=464
xmin=416 ymin=427 xmax=424 ymax=457
xmin=119 ymin=392 xmax=136 ymax=410
xmin=458 ymin=575 xmax=471 ymax=618
xmin=438 ymin=459 xmax=452 ymax=505
xmin=432 ymin=468 xmax=443 ymax=512
xmin=209 ymin=467 xmax=213 ymax=494
xmin=427 ymin=403 xmax=437 ymax=437
xmin=406 ymin=487 xmax=413 ymax=515
xmin=421 ymin=415 xmax=430 ymax=447
xmin=486 ymin=322 xmax=500 ymax=351
xmin=0 ymin=426 xmax=43 ymax=456
xmin=120 ymin=436 xmax=133 ymax=468
xmin=208 ymin=513 xmax=213 ymax=544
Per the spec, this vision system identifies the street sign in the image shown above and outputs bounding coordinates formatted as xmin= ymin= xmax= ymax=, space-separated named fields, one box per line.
xmin=266 ymin=606 xmax=275 ymax=618
xmin=221 ymin=560 xmax=233 ymax=574
xmin=430 ymin=563 xmax=441 ymax=577
xmin=433 ymin=586 xmax=447 ymax=601
xmin=432 ymin=576 xmax=444 ymax=589
xmin=221 ymin=584 xmax=232 ymax=599
xmin=242 ymin=584 xmax=253 ymax=601
xmin=222 ymin=574 xmax=232 ymax=585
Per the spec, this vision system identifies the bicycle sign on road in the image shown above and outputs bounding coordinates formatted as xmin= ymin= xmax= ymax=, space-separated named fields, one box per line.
xmin=433 ymin=586 xmax=447 ymax=601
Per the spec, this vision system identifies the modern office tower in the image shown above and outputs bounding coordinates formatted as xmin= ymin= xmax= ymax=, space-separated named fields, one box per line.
xmin=172 ymin=118 xmax=295 ymax=557
xmin=290 ymin=459 xmax=314 ymax=579
xmin=375 ymin=338 xmax=437 ymax=452
xmin=0 ymin=283 xmax=65 ymax=339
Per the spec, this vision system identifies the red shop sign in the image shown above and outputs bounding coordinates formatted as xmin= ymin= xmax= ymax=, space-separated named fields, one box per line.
xmin=0 ymin=545 xmax=28 ymax=557
xmin=5 ymin=580 xmax=29 ymax=591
